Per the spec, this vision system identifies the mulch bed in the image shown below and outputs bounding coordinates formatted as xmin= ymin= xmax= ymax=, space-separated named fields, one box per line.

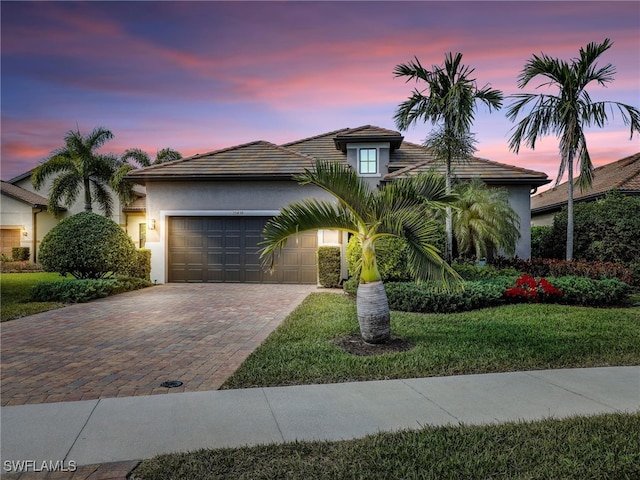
xmin=333 ymin=333 xmax=414 ymax=356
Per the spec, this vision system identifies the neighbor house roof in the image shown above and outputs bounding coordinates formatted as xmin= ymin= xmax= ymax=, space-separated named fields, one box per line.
xmin=0 ymin=180 xmax=65 ymax=210
xmin=127 ymin=125 xmax=550 ymax=188
xmin=127 ymin=141 xmax=317 ymax=181
xmin=531 ymin=152 xmax=640 ymax=215
xmin=385 ymin=141 xmax=551 ymax=187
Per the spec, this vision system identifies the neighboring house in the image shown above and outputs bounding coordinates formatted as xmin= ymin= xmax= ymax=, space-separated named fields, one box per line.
xmin=531 ymin=153 xmax=640 ymax=226
xmin=1 ymin=171 xmax=147 ymax=261
xmin=126 ymin=125 xmax=550 ymax=285
xmin=0 ymin=181 xmax=64 ymax=261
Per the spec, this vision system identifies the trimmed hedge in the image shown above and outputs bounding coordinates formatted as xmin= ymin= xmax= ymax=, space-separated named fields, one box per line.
xmin=491 ymin=257 xmax=634 ymax=285
xmin=548 ymin=276 xmax=631 ymax=307
xmin=31 ymin=277 xmax=152 ymax=303
xmin=128 ymin=249 xmax=151 ymax=281
xmin=12 ymin=247 xmax=30 ymax=261
xmin=317 ymin=246 xmax=341 ymax=288
xmin=345 ymin=275 xmax=631 ymax=314
xmin=385 ymin=278 xmax=513 ymax=314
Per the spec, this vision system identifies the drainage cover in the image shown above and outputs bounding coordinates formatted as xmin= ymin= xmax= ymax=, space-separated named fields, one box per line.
xmin=160 ymin=380 xmax=183 ymax=388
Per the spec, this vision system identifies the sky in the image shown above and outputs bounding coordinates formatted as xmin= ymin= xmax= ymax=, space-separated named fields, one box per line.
xmin=2 ymin=1 xmax=639 ymax=189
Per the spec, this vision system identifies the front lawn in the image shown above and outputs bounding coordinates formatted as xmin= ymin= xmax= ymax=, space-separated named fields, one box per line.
xmin=222 ymin=293 xmax=640 ymax=389
xmin=1 ymin=272 xmax=70 ymax=321
xmin=132 ymin=412 xmax=640 ymax=480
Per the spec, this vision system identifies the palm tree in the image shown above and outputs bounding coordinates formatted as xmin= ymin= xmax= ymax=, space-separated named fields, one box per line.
xmin=121 ymin=147 xmax=182 ymax=167
xmin=32 ymin=127 xmax=120 ymax=217
xmin=452 ymin=179 xmax=520 ymax=260
xmin=394 ymin=52 xmax=503 ymax=262
xmin=506 ymin=38 xmax=640 ymax=260
xmin=260 ymin=160 xmax=461 ymax=344
xmin=113 ymin=147 xmax=183 ymax=205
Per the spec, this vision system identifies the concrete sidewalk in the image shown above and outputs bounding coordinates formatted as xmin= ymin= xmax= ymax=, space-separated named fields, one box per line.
xmin=1 ymin=366 xmax=638 ymax=476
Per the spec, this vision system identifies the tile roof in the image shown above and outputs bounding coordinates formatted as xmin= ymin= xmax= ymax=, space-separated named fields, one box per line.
xmin=1 ymin=180 xmax=66 ymax=210
xmin=385 ymin=141 xmax=550 ymax=186
xmin=122 ymin=195 xmax=146 ymax=213
xmin=126 ymin=141 xmax=317 ymax=180
xmin=333 ymin=125 xmax=404 ymax=152
xmin=126 ymin=125 xmax=549 ymax=188
xmin=531 ymin=152 xmax=640 ymax=213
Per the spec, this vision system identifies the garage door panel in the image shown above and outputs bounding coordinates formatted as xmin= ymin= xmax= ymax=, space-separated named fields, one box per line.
xmin=169 ymin=216 xmax=318 ymax=284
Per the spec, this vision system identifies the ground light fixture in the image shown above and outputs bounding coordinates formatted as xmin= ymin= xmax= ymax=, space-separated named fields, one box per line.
xmin=160 ymin=380 xmax=183 ymax=388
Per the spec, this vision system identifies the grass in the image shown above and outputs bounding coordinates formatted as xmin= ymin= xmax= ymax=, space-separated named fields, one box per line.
xmin=132 ymin=412 xmax=640 ymax=480
xmin=222 ymin=293 xmax=640 ymax=389
xmin=1 ymin=272 xmax=71 ymax=321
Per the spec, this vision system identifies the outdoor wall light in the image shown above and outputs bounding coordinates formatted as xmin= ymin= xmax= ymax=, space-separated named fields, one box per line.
xmin=148 ymin=219 xmax=156 ymax=230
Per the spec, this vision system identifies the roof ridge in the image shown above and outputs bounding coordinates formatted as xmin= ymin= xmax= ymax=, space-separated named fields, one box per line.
xmin=282 ymin=127 xmax=351 ymax=146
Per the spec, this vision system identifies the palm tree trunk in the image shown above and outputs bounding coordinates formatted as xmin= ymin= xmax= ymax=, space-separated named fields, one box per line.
xmin=445 ymin=156 xmax=453 ymax=263
xmin=566 ymin=159 xmax=574 ymax=261
xmin=84 ymin=177 xmax=92 ymax=211
xmin=356 ymin=281 xmax=390 ymax=344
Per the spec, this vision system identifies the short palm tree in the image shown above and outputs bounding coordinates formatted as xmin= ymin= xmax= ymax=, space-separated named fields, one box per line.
xmin=507 ymin=38 xmax=640 ymax=260
xmin=452 ymin=179 xmax=520 ymax=260
xmin=32 ymin=127 xmax=120 ymax=217
xmin=394 ymin=52 xmax=503 ymax=262
xmin=260 ymin=160 xmax=461 ymax=344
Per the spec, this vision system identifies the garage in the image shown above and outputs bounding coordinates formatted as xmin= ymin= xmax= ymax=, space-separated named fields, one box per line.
xmin=168 ymin=216 xmax=317 ymax=284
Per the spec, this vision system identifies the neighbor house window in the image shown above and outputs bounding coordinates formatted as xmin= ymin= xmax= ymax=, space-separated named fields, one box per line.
xmin=359 ymin=148 xmax=377 ymax=174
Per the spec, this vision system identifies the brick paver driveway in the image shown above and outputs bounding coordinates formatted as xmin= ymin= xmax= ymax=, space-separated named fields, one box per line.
xmin=0 ymin=284 xmax=315 ymax=406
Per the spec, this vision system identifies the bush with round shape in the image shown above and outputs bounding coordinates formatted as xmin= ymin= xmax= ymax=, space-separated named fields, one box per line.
xmin=38 ymin=211 xmax=136 ymax=279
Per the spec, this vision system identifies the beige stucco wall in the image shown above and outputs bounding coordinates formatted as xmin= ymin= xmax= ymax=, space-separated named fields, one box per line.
xmin=531 ymin=211 xmax=555 ymax=227
xmin=504 ymin=185 xmax=534 ymax=260
xmin=0 ymin=194 xmax=59 ymax=262
xmin=143 ymin=180 xmax=337 ymax=283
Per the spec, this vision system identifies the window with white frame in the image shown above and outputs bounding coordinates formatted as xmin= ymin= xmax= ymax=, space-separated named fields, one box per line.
xmin=358 ymin=148 xmax=378 ymax=174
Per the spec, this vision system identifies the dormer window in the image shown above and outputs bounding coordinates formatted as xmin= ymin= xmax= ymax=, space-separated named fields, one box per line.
xmin=358 ymin=148 xmax=378 ymax=175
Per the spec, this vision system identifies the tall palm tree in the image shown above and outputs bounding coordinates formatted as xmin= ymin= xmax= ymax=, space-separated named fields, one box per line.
xmin=121 ymin=147 xmax=182 ymax=167
xmin=260 ymin=160 xmax=461 ymax=344
xmin=113 ymin=147 xmax=183 ymax=205
xmin=507 ymin=38 xmax=640 ymax=260
xmin=32 ymin=127 xmax=120 ymax=217
xmin=452 ymin=179 xmax=520 ymax=260
xmin=394 ymin=52 xmax=503 ymax=262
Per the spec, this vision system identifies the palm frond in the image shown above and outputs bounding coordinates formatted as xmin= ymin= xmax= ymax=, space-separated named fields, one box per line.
xmin=92 ymin=181 xmax=114 ymax=217
xmin=294 ymin=160 xmax=373 ymax=224
xmin=260 ymin=198 xmax=358 ymax=268
xmin=31 ymin=152 xmax=75 ymax=190
xmin=122 ymin=148 xmax=152 ymax=167
xmin=48 ymin=171 xmax=81 ymax=216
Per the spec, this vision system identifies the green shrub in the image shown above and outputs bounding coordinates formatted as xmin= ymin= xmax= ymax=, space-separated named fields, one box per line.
xmin=452 ymin=262 xmax=521 ymax=281
xmin=128 ymin=249 xmax=151 ymax=281
xmin=38 ymin=211 xmax=136 ymax=279
xmin=550 ymin=191 xmax=640 ymax=264
xmin=491 ymin=257 xmax=634 ymax=285
xmin=346 ymin=235 xmax=411 ymax=282
xmin=343 ymin=276 xmax=358 ymax=296
xmin=547 ymin=276 xmax=631 ymax=307
xmin=385 ymin=278 xmax=513 ymax=314
xmin=11 ymin=247 xmax=30 ymax=261
xmin=31 ymin=276 xmax=151 ymax=303
xmin=531 ymin=225 xmax=555 ymax=259
xmin=317 ymin=246 xmax=341 ymax=288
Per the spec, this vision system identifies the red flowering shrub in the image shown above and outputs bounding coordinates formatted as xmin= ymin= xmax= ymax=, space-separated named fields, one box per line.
xmin=504 ymin=274 xmax=563 ymax=303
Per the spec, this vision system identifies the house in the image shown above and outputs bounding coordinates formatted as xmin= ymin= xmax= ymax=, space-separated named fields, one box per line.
xmin=126 ymin=125 xmax=550 ymax=284
xmin=1 ymin=171 xmax=147 ymax=262
xmin=531 ymin=153 xmax=640 ymax=226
